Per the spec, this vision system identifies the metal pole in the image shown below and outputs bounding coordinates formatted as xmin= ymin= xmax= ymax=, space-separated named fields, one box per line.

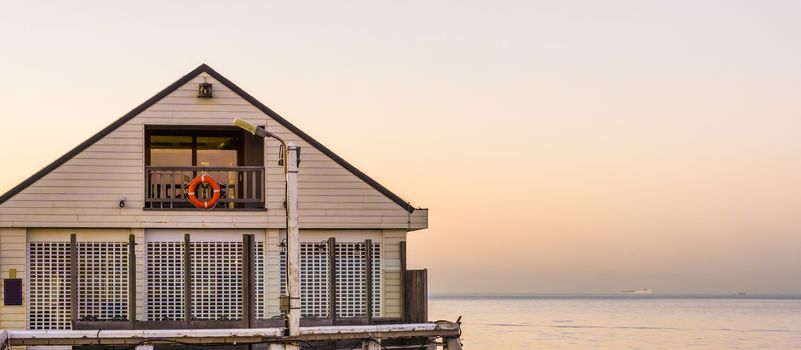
xmin=233 ymin=119 xmax=301 ymax=344
xmin=286 ymin=143 xmax=301 ymax=337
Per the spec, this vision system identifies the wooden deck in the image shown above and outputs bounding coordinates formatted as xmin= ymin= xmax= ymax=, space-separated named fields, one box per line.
xmin=0 ymin=322 xmax=461 ymax=349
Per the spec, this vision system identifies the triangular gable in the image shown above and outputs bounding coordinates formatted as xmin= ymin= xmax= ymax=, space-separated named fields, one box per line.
xmin=0 ymin=64 xmax=415 ymax=212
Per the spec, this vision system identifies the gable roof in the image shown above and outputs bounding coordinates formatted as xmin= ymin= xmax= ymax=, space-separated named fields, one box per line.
xmin=0 ymin=64 xmax=415 ymax=212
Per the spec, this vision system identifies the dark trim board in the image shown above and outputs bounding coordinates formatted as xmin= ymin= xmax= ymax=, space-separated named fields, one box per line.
xmin=75 ymin=318 xmax=406 ymax=330
xmin=0 ymin=64 xmax=416 ymax=213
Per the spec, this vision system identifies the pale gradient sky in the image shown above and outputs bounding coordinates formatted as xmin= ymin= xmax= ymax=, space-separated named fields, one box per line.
xmin=1 ymin=1 xmax=800 ymax=294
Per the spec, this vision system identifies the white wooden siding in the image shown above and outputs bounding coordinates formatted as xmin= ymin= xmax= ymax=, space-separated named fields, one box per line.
xmin=264 ymin=229 xmax=282 ymax=317
xmin=382 ymin=230 xmax=406 ymax=318
xmin=0 ymin=228 xmax=26 ymax=330
xmin=0 ymin=73 xmax=426 ymax=230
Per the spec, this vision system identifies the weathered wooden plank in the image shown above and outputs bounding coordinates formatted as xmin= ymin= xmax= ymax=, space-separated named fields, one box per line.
xmin=74 ymin=151 xmax=142 ymax=160
xmin=294 ymin=195 xmax=371 ymax=203
xmin=34 ymin=179 xmax=142 ymax=188
xmin=327 ymin=237 xmax=338 ymax=325
xmin=5 ymin=323 xmax=460 ymax=345
xmin=299 ymin=202 xmax=405 ymax=210
xmin=44 ymin=172 xmax=144 ymax=181
xmin=8 ymin=328 xmax=282 ymax=341
xmin=363 ymin=196 xmax=399 ymax=203
xmin=157 ymin=96 xmax=250 ymax=105
xmin=400 ymin=241 xmax=407 ymax=322
xmin=159 ymin=110 xmax=267 ymax=119
xmin=0 ymin=207 xmax=135 ymax=216
xmin=112 ymin=123 xmax=144 ymax=132
xmin=266 ymin=167 xmax=353 ymax=176
xmin=22 ymin=186 xmax=141 ymax=195
xmin=404 ymin=270 xmax=427 ymax=323
xmin=0 ymin=214 xmax=78 ymax=222
xmin=53 ymin=165 xmax=143 ymax=173
xmin=0 ymin=200 xmax=55 ymax=208
xmin=363 ymin=339 xmax=381 ymax=350
xmin=53 ymin=201 xmax=144 ymax=208
xmin=183 ymin=234 xmax=192 ymax=326
xmin=128 ymin=234 xmax=136 ymax=329
xmin=323 ymin=209 xmax=410 ymax=217
xmin=84 ymin=144 xmax=144 ymax=153
xmin=147 ymin=103 xmax=262 ymax=113
xmin=299 ymin=216 xmax=382 ymax=224
xmin=445 ymin=337 xmax=463 ymax=350
xmin=298 ymin=182 xmax=374 ymax=190
xmin=101 ymin=131 xmax=143 ymax=139
xmin=365 ymin=239 xmax=373 ymax=325
xmin=70 ymin=234 xmax=78 ymax=329
xmin=243 ymin=234 xmax=254 ymax=328
xmin=59 ymin=158 xmax=142 ymax=167
xmin=94 ymin=137 xmax=144 ymax=146
xmin=164 ymin=89 xmax=243 ymax=99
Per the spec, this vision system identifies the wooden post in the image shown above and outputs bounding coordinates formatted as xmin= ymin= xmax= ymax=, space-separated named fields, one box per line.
xmin=183 ymin=233 xmax=192 ymax=327
xmin=445 ymin=337 xmax=463 ymax=350
xmin=362 ymin=339 xmax=381 ymax=350
xmin=242 ymin=234 xmax=254 ymax=328
xmin=364 ymin=239 xmax=373 ymax=325
xmin=328 ymin=237 xmax=337 ymax=324
xmin=0 ymin=330 xmax=8 ymax=349
xmin=128 ymin=234 xmax=136 ymax=329
xmin=70 ymin=233 xmax=78 ymax=329
xmin=286 ymin=143 xmax=301 ymax=338
xmin=404 ymin=269 xmax=428 ymax=323
xmin=1 ymin=323 xmax=458 ymax=347
xmin=400 ymin=240 xmax=407 ymax=323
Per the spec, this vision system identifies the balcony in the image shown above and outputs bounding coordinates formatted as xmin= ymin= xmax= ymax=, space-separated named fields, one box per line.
xmin=145 ymin=166 xmax=265 ymax=210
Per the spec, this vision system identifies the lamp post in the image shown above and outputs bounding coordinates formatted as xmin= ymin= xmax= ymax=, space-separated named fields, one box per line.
xmin=233 ymin=118 xmax=301 ymax=340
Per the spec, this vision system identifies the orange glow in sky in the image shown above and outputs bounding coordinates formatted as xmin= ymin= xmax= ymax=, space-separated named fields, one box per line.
xmin=1 ymin=1 xmax=800 ymax=294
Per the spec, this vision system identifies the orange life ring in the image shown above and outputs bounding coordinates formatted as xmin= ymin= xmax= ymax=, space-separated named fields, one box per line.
xmin=187 ymin=174 xmax=221 ymax=209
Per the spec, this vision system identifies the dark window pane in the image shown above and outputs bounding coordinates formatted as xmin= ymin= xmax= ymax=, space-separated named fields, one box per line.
xmin=197 ymin=136 xmax=240 ymax=200
xmin=150 ymin=135 xmax=192 ymax=166
xmin=197 ymin=136 xmax=238 ymax=167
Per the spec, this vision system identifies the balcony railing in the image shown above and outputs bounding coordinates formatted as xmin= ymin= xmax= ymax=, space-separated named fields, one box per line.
xmin=145 ymin=166 xmax=265 ymax=209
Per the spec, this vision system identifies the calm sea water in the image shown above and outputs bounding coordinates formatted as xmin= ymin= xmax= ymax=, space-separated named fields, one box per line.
xmin=429 ymin=295 xmax=801 ymax=349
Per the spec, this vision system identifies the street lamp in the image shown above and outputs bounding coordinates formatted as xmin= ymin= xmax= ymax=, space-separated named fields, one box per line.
xmin=233 ymin=118 xmax=301 ymax=339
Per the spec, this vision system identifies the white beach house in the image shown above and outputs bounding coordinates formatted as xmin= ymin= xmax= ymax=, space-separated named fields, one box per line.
xmin=0 ymin=64 xmax=429 ymax=339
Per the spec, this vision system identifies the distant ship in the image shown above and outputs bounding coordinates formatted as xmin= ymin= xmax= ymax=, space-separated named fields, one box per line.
xmin=619 ymin=289 xmax=653 ymax=295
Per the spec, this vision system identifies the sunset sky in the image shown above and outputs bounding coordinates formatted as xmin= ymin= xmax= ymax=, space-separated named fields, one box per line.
xmin=1 ymin=1 xmax=800 ymax=294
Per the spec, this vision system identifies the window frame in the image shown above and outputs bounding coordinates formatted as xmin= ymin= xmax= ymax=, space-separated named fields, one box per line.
xmin=145 ymin=126 xmax=246 ymax=167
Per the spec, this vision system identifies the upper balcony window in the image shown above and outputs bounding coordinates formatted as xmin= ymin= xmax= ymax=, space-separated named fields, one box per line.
xmin=145 ymin=126 xmax=265 ymax=210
